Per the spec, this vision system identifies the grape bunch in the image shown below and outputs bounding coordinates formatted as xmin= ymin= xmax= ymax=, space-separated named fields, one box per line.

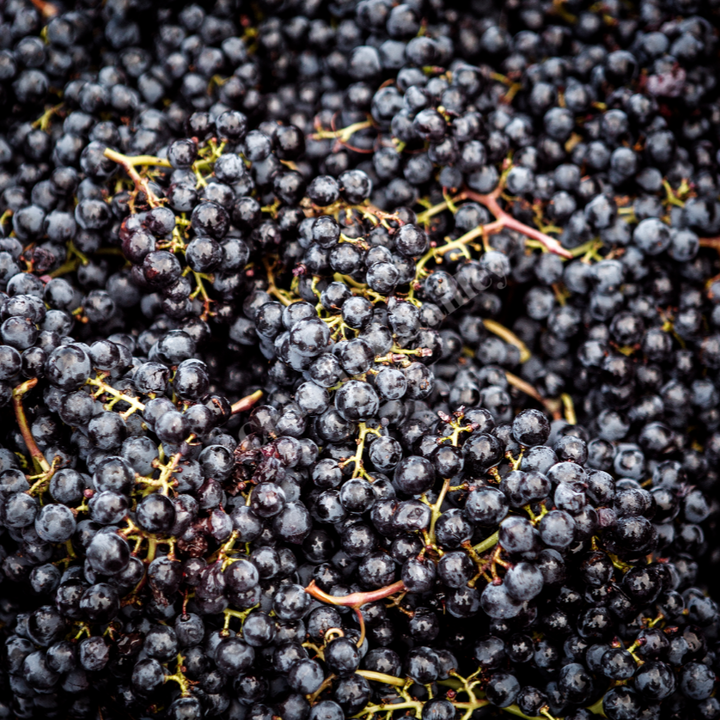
xmin=1 ymin=0 xmax=720 ymax=718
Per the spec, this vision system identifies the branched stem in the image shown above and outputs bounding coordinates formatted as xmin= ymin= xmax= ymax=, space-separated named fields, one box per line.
xmin=584 ymin=696 xmax=605 ymax=717
xmin=339 ymin=422 xmax=382 ymax=479
xmin=73 ymin=622 xmax=92 ymax=640
xmin=207 ymin=531 xmax=241 ymax=568
xmin=190 ymin=271 xmax=214 ymax=319
xmin=436 ymin=409 xmax=476 ymax=447
xmin=416 ymin=199 xmax=451 ymax=226
xmin=662 ymin=178 xmax=691 ymax=208
xmin=462 ymin=189 xmax=572 ymax=258
xmin=137 ymin=440 xmax=195 ymax=497
xmin=353 ymin=700 xmax=424 ymax=718
xmin=221 ymin=604 xmax=259 ymax=635
xmin=263 ymin=257 xmax=295 ymax=305
xmin=312 ymin=118 xmax=374 ymax=143
xmin=103 ymin=149 xmax=170 ymax=209
xmin=32 ymin=102 xmax=64 ymax=132
xmin=85 ymin=373 xmax=146 ymax=418
xmin=27 ymin=456 xmax=61 ymax=497
xmin=301 ymin=198 xmax=403 ymax=230
xmin=164 ymin=653 xmax=196 ymax=697
xmin=374 ymin=347 xmax=432 ymax=366
xmin=333 ymin=272 xmax=386 ymax=303
xmin=565 ymin=237 xmax=604 ymax=261
xmin=305 ymin=580 xmax=407 ymax=608
xmin=435 ymin=219 xmax=505 ymax=260
xmin=416 ymin=186 xmax=572 ymax=259
xmin=463 ymin=543 xmax=493 ymax=587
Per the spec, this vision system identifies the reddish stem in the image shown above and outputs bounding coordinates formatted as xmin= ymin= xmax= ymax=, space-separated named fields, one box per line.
xmin=104 ymin=149 xmax=162 ymax=209
xmin=231 ymin=389 xmax=263 ymax=415
xmin=30 ymin=0 xmax=58 ymax=17
xmin=505 ymin=371 xmax=562 ymax=420
xmin=305 ymin=580 xmax=406 ymax=608
xmin=699 ymin=237 xmax=720 ymax=250
xmin=464 ymin=189 xmax=572 ymax=258
xmin=354 ymin=607 xmax=366 ymax=647
xmin=12 ymin=379 xmax=50 ymax=474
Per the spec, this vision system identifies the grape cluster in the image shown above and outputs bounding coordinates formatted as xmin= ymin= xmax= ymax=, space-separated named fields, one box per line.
xmin=1 ymin=0 xmax=720 ymax=718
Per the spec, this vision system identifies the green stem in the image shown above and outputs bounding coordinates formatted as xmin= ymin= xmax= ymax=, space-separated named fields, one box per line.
xmin=86 ymin=374 xmax=146 ymax=418
xmin=473 ymin=531 xmax=499 ymax=555
xmin=221 ymin=604 xmax=259 ymax=635
xmin=356 ymin=671 xmax=407 ymax=687
xmin=312 ymin=118 xmax=374 ymax=143
xmin=353 ymin=701 xmax=423 ymax=718
xmin=499 ymin=705 xmax=546 ymax=720
xmin=463 ymin=189 xmax=572 ymax=258
xmin=164 ymin=653 xmax=194 ymax=697
xmin=103 ymin=149 xmax=169 ymax=208
xmin=428 ymin=478 xmax=450 ymax=546
xmin=585 ymin=696 xmax=606 ymax=717
xmin=48 ymin=257 xmax=82 ymax=278
xmin=454 ymin=700 xmax=490 ymax=710
xmin=339 ymin=422 xmax=382 ymax=479
xmin=483 ymin=320 xmax=531 ymax=363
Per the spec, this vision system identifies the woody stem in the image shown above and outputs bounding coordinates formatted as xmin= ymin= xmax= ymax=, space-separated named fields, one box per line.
xmin=231 ymin=389 xmax=264 ymax=415
xmin=463 ymin=189 xmax=572 ymax=258
xmin=12 ymin=379 xmax=50 ymax=474
xmin=304 ymin=580 xmax=406 ymax=607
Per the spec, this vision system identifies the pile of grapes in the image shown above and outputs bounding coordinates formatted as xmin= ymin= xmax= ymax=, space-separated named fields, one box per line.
xmin=1 ymin=0 xmax=720 ymax=718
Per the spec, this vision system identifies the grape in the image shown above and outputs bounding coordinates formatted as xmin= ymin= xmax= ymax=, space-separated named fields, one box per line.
xmin=1 ymin=1 xmax=720 ymax=718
